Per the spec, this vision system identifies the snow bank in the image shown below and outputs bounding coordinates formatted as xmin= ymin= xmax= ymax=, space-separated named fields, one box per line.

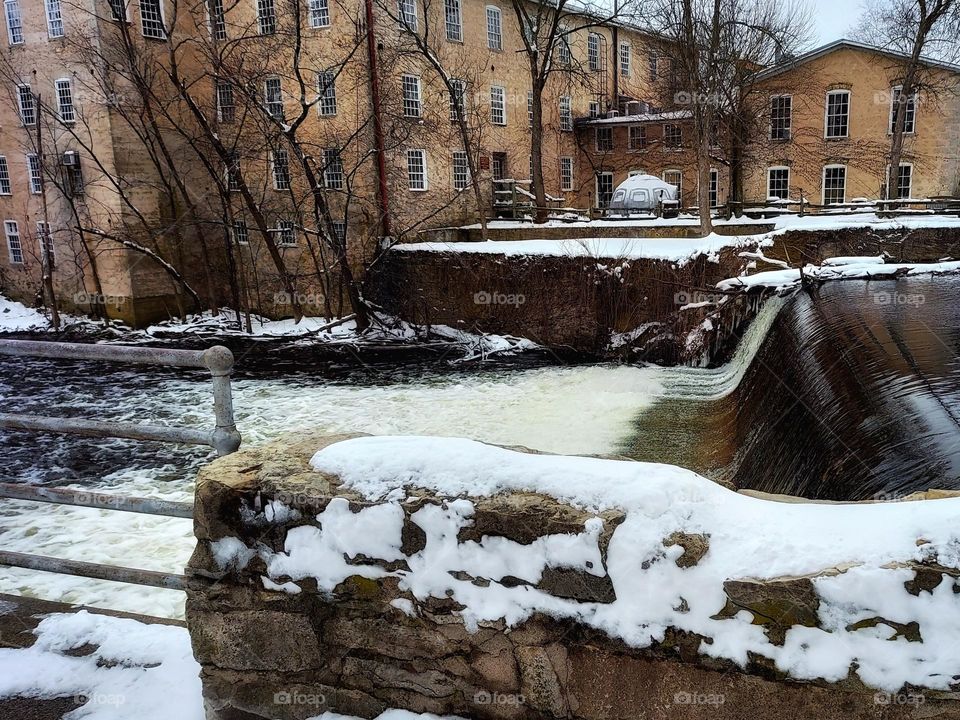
xmin=0 ymin=295 xmax=56 ymax=332
xmin=392 ymin=235 xmax=769 ymax=264
xmin=290 ymin=436 xmax=960 ymax=692
xmin=718 ymin=257 xmax=960 ymax=292
xmin=0 ymin=611 xmax=202 ymax=719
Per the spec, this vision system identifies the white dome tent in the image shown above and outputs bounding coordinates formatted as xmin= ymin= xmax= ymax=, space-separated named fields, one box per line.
xmin=606 ymin=174 xmax=679 ymax=217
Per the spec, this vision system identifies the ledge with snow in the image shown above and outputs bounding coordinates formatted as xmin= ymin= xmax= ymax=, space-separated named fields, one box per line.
xmin=186 ymin=433 xmax=960 ymax=720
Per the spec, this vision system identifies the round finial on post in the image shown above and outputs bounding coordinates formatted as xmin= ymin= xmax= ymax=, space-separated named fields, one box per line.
xmin=201 ymin=345 xmax=235 ymax=374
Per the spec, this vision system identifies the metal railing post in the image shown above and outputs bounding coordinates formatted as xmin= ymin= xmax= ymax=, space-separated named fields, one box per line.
xmin=201 ymin=346 xmax=242 ymax=456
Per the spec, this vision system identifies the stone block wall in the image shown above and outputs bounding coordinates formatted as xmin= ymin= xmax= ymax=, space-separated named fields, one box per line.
xmin=185 ymin=434 xmax=960 ymax=720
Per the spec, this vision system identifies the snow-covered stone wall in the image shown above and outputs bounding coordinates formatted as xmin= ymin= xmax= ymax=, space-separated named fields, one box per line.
xmin=185 ymin=433 xmax=960 ymax=720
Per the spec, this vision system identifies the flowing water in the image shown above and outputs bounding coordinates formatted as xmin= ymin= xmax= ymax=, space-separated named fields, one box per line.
xmin=2 ymin=275 xmax=960 ymax=618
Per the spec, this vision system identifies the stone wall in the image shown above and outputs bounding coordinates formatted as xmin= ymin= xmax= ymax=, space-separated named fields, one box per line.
xmin=185 ymin=434 xmax=960 ymax=720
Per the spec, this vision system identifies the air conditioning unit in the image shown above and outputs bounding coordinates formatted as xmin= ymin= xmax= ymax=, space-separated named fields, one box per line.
xmin=625 ymin=101 xmax=643 ymax=115
xmin=606 ymin=110 xmax=620 ymax=119
xmin=61 ymin=151 xmax=80 ymax=167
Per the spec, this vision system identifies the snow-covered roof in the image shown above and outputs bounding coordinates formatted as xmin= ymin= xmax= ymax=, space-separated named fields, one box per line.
xmin=753 ymin=39 xmax=960 ymax=82
xmin=582 ymin=109 xmax=692 ymax=125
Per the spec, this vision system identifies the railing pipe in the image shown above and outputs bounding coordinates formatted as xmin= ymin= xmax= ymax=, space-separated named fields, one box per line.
xmin=0 ymin=551 xmax=193 ymax=591
xmin=0 ymin=483 xmax=194 ymax=518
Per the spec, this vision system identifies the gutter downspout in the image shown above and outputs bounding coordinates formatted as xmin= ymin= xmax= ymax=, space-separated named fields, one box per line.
xmin=611 ymin=0 xmax=619 ymax=108
xmin=364 ymin=0 xmax=393 ymax=239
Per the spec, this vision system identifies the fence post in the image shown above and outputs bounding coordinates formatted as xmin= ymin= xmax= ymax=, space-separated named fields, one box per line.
xmin=202 ymin=345 xmax=242 ymax=456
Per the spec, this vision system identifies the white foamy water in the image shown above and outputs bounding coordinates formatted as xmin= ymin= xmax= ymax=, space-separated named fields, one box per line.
xmin=0 ymin=363 xmax=664 ymax=618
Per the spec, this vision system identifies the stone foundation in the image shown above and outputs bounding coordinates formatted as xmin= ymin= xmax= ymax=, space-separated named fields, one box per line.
xmin=186 ymin=434 xmax=960 ymax=720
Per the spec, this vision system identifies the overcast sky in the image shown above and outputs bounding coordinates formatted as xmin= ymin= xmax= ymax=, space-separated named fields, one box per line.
xmin=809 ymin=0 xmax=863 ymax=45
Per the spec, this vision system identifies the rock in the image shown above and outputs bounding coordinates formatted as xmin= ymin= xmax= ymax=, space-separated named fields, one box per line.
xmin=515 ymin=645 xmax=568 ymax=718
xmin=537 ymin=567 xmax=616 ymax=603
xmin=663 ymin=531 xmax=710 ymax=568
xmin=188 ymin=610 xmax=322 ymax=672
xmin=719 ymin=576 xmax=820 ymax=645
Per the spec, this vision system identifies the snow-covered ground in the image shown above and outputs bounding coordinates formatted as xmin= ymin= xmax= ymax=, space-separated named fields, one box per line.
xmin=0 ymin=608 xmax=456 ymax=720
xmin=0 ymin=295 xmax=74 ymax=332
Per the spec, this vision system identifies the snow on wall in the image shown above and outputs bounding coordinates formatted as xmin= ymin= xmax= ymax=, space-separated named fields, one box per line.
xmin=218 ymin=436 xmax=960 ymax=694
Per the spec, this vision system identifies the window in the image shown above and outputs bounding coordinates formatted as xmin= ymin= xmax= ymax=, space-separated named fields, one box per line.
xmin=448 ymin=78 xmax=466 ymax=122
xmin=0 ymin=156 xmax=10 ymax=195
xmin=486 ymin=6 xmax=501 ymax=50
xmin=232 ymin=220 xmax=249 ymax=244
xmin=271 ymin=148 xmax=290 ymax=190
xmin=323 ymin=148 xmax=343 ymax=189
xmin=557 ymin=27 xmax=571 ymax=64
xmin=331 ymin=221 xmax=346 ymax=243
xmin=708 ymin=168 xmax=718 ymax=208
xmin=37 ymin=222 xmax=54 ymax=267
xmin=444 ymin=0 xmax=461 ymax=41
xmin=27 ymin=154 xmax=42 ymax=194
xmin=216 ymin=80 xmax=235 ymax=123
xmin=276 ymin=220 xmax=296 ymax=246
xmin=318 ymin=70 xmax=336 ymax=116
xmin=559 ymin=96 xmax=572 ymax=132
xmin=256 ymin=0 xmax=275 ymax=35
xmin=264 ymin=77 xmax=284 ymax=120
xmin=890 ymin=86 xmax=916 ymax=134
xmin=209 ymin=0 xmax=226 ymax=38
xmin=527 ymin=91 xmax=533 ymax=128
xmin=17 ymin=85 xmax=35 ymax=126
xmin=648 ymin=53 xmax=658 ymax=82
xmin=452 ymin=150 xmax=468 ymax=190
xmin=628 ymin=125 xmax=646 ymax=150
xmin=663 ymin=169 xmax=682 ymax=197
xmin=825 ymin=90 xmax=850 ymax=138
xmin=588 ymin=101 xmax=599 ymax=118
xmin=770 ymin=95 xmax=791 ymax=140
xmin=108 ymin=0 xmax=126 ymax=21
xmin=588 ymin=33 xmax=600 ymax=71
xmin=895 ymin=163 xmax=912 ymax=199
xmin=402 ymin=74 xmax=421 ymax=118
xmin=5 ymin=221 xmax=22 ymax=264
xmin=5 ymin=0 xmax=23 ymax=45
xmin=55 ymin=78 xmax=75 ymax=123
xmin=398 ymin=0 xmax=416 ymax=31
xmin=139 ymin=0 xmax=165 ymax=38
xmin=822 ymin=164 xmax=846 ymax=204
xmin=619 ymin=41 xmax=630 ymax=76
xmin=407 ymin=149 xmax=427 ymax=190
xmin=308 ymin=0 xmax=328 ymax=27
xmin=45 ymin=0 xmax=63 ymax=38
xmin=596 ymin=127 xmax=612 ymax=152
xmin=489 ymin=85 xmax=505 ymax=125
xmin=663 ymin=123 xmax=682 ymax=148
xmin=596 ymin=171 xmax=613 ymax=207
xmin=62 ymin=151 xmax=82 ymax=195
xmin=559 ymin=156 xmax=573 ymax=191
xmin=767 ymin=166 xmax=789 ymax=200
xmin=491 ymin=152 xmax=505 ymax=181
xmin=225 ymin=151 xmax=241 ymax=191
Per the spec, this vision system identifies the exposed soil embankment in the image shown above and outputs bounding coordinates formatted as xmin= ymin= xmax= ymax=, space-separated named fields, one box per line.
xmin=371 ymin=224 xmax=960 ymax=363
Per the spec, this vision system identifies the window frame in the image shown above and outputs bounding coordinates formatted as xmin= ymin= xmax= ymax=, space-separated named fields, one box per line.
xmin=256 ymin=0 xmax=276 ymax=35
xmin=587 ymin=32 xmax=600 ymax=71
xmin=26 ymin=153 xmax=42 ymax=194
xmin=44 ymin=0 xmax=64 ymax=38
xmin=559 ymin=156 xmax=573 ymax=192
xmin=821 ymin=164 xmax=847 ymax=205
xmin=485 ymin=5 xmax=501 ymax=50
xmin=398 ymin=0 xmax=417 ymax=31
xmin=824 ymin=89 xmax=850 ymax=139
xmin=317 ymin=69 xmax=337 ymax=116
xmin=628 ymin=124 xmax=646 ymax=151
xmin=767 ymin=166 xmax=790 ymax=200
xmin=770 ymin=94 xmax=791 ymax=141
xmin=595 ymin=126 xmax=612 ymax=152
xmin=452 ymin=149 xmax=469 ymax=190
xmin=619 ymin=41 xmax=630 ymax=77
xmin=216 ymin=79 xmax=235 ymax=123
xmin=5 ymin=220 xmax=23 ymax=264
xmin=402 ymin=73 xmax=421 ymax=118
xmin=139 ymin=0 xmax=166 ymax=39
xmin=208 ymin=0 xmax=226 ymax=39
xmin=889 ymin=85 xmax=917 ymax=135
xmin=4 ymin=0 xmax=23 ymax=45
xmin=489 ymin=85 xmax=506 ymax=126
xmin=276 ymin=219 xmax=297 ymax=246
xmin=36 ymin=221 xmax=54 ymax=267
xmin=264 ymin=76 xmax=284 ymax=120
xmin=0 ymin=156 xmax=10 ymax=195
xmin=595 ymin=171 xmax=613 ymax=208
xmin=662 ymin=169 xmax=682 ymax=198
xmin=559 ymin=95 xmax=572 ymax=132
xmin=17 ymin=84 xmax=35 ymax=126
xmin=55 ymin=77 xmax=75 ymax=124
xmin=407 ymin=148 xmax=428 ymax=191
xmin=308 ymin=0 xmax=329 ymax=28
xmin=271 ymin=147 xmax=291 ymax=190
xmin=444 ymin=0 xmax=461 ymax=42
xmin=448 ymin=78 xmax=466 ymax=123
xmin=663 ymin=123 xmax=682 ymax=149
xmin=322 ymin=148 xmax=343 ymax=189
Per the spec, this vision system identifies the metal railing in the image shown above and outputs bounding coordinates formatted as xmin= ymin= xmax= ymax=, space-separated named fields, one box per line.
xmin=0 ymin=339 xmax=242 ymax=593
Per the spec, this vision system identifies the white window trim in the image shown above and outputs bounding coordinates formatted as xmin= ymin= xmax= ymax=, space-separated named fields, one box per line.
xmin=767 ymin=165 xmax=790 ymax=200
xmin=5 ymin=220 xmax=23 ymax=264
xmin=444 ymin=0 xmax=461 ymax=42
xmin=485 ymin=5 xmax=501 ymax=50
xmin=317 ymin=70 xmax=337 ymax=116
xmin=489 ymin=85 xmax=506 ymax=125
xmin=595 ymin=171 xmax=613 ymax=207
xmin=821 ymin=163 xmax=847 ymax=205
xmin=55 ymin=77 xmax=75 ymax=123
xmin=26 ymin=153 xmax=42 ymax=194
xmin=271 ymin=149 xmax=290 ymax=190
xmin=0 ymin=156 xmax=10 ymax=196
xmin=619 ymin=41 xmax=631 ymax=76
xmin=559 ymin=95 xmax=572 ymax=132
xmin=402 ymin=73 xmax=421 ymax=118
xmin=662 ymin=169 xmax=682 ymax=197
xmin=559 ymin=156 xmax=573 ymax=192
xmin=407 ymin=148 xmax=428 ymax=191
xmin=308 ymin=0 xmax=329 ymax=28
xmin=587 ymin=32 xmax=601 ymax=71
xmin=888 ymin=85 xmax=917 ymax=136
xmin=44 ymin=0 xmax=64 ymax=38
xmin=886 ymin=161 xmax=914 ymax=199
xmin=824 ymin=89 xmax=850 ymax=139
xmin=595 ymin=126 xmax=612 ymax=152
xmin=17 ymin=84 xmax=35 ymax=126
xmin=4 ymin=0 xmax=24 ymax=45
xmin=628 ymin=124 xmax=646 ymax=151
xmin=707 ymin=167 xmax=719 ymax=208
xmin=769 ymin=94 xmax=792 ymax=140
xmin=452 ymin=149 xmax=469 ymax=190
xmin=139 ymin=0 xmax=166 ymax=38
